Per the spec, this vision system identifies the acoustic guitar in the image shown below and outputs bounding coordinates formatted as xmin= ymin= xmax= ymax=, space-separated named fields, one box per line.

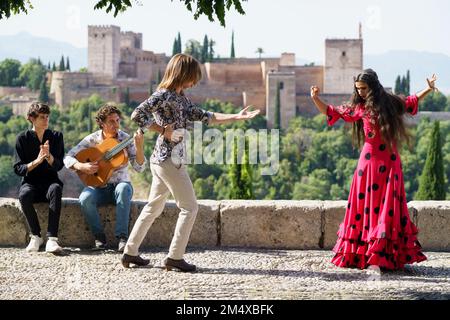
xmin=75 ymin=129 xmax=144 ymax=187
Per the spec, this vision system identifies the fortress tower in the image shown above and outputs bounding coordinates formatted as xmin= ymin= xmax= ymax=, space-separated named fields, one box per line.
xmin=323 ymin=38 xmax=363 ymax=94
xmin=266 ymin=71 xmax=296 ymax=129
xmin=88 ymin=25 xmax=121 ymax=82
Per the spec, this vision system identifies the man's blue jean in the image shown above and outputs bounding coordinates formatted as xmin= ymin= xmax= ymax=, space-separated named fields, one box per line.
xmin=79 ymin=182 xmax=133 ymax=240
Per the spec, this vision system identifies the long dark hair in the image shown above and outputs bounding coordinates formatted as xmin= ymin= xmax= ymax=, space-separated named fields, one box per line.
xmin=350 ymin=69 xmax=411 ymax=150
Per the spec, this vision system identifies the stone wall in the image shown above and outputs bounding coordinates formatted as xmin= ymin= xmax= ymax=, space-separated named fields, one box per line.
xmin=1 ymin=198 xmax=448 ymax=251
xmin=0 ymin=86 xmax=33 ymax=97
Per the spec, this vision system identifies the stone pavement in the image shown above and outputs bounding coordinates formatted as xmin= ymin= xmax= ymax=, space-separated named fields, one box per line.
xmin=0 ymin=247 xmax=449 ymax=300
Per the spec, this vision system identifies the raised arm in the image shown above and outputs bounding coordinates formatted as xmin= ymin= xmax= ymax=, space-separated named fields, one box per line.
xmin=210 ymin=106 xmax=260 ymax=125
xmin=310 ymin=86 xmax=328 ymax=114
xmin=416 ymin=74 xmax=438 ymax=102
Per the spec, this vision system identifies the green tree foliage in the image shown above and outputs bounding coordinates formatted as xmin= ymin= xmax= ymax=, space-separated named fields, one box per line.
xmin=0 ymin=93 xmax=449 ymax=200
xmin=394 ymin=70 xmax=410 ymax=95
xmin=184 ymin=39 xmax=202 ymax=61
xmin=1 ymin=1 xmax=246 ymax=27
xmin=172 ymin=32 xmax=182 ymax=56
xmin=0 ymin=105 xmax=13 ymax=122
xmin=201 ymin=35 xmax=209 ymax=63
xmin=172 ymin=37 xmax=178 ymax=56
xmin=273 ymin=82 xmax=281 ymax=129
xmin=59 ymin=55 xmax=65 ymax=71
xmin=0 ymin=59 xmax=21 ymax=86
xmin=0 ymin=155 xmax=20 ymax=196
xmin=230 ymin=30 xmax=235 ymax=58
xmin=209 ymin=39 xmax=215 ymax=62
xmin=416 ymin=121 xmax=445 ymax=200
xmin=18 ymin=59 xmax=46 ymax=90
xmin=177 ymin=32 xmax=182 ymax=54
xmin=419 ymin=91 xmax=448 ymax=112
xmin=228 ymin=138 xmax=242 ymax=199
xmin=255 ymin=47 xmax=264 ymax=59
xmin=38 ymin=77 xmax=49 ymax=103
xmin=66 ymin=56 xmax=71 ymax=71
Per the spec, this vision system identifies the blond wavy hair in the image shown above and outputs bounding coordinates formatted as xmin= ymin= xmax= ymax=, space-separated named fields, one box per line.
xmin=157 ymin=53 xmax=202 ymax=91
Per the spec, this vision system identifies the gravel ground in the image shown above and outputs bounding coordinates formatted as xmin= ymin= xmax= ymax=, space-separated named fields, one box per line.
xmin=0 ymin=247 xmax=449 ymax=300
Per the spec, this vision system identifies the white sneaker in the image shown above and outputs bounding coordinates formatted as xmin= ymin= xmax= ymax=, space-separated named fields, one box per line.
xmin=45 ymin=237 xmax=63 ymax=253
xmin=25 ymin=235 xmax=44 ymax=252
xmin=118 ymin=238 xmax=127 ymax=253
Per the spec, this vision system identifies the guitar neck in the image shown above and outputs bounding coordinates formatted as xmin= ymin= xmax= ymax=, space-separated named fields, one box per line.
xmin=104 ymin=128 xmax=145 ymax=160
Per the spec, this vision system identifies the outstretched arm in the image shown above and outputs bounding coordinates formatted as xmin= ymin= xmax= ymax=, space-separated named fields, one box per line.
xmin=416 ymin=74 xmax=438 ymax=102
xmin=210 ymin=106 xmax=260 ymax=125
xmin=310 ymin=86 xmax=328 ymax=114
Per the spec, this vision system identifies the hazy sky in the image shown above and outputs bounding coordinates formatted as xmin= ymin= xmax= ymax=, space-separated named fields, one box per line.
xmin=0 ymin=0 xmax=449 ymax=62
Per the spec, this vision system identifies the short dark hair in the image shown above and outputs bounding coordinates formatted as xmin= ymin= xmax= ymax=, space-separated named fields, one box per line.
xmin=27 ymin=102 xmax=50 ymax=123
xmin=95 ymin=104 xmax=122 ymax=129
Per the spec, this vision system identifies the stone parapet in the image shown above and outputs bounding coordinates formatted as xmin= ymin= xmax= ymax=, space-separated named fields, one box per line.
xmin=1 ymin=198 xmax=449 ymax=251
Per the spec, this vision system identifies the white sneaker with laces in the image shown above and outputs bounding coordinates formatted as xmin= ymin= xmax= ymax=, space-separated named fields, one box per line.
xmin=26 ymin=235 xmax=44 ymax=252
xmin=45 ymin=237 xmax=63 ymax=253
xmin=118 ymin=238 xmax=127 ymax=253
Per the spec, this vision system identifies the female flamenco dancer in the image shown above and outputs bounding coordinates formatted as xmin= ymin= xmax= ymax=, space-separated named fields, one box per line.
xmin=310 ymin=69 xmax=437 ymax=270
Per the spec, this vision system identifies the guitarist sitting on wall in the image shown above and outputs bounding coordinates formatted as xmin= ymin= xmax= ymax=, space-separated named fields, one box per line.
xmin=64 ymin=104 xmax=146 ymax=251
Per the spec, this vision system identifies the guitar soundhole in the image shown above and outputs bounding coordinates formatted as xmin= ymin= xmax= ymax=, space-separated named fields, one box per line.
xmin=94 ymin=173 xmax=98 ymax=176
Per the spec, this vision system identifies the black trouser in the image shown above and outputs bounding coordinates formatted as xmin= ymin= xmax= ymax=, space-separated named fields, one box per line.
xmin=18 ymin=183 xmax=63 ymax=237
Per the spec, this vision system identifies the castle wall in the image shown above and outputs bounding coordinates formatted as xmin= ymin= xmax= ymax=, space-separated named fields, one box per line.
xmin=50 ymin=72 xmax=100 ymax=108
xmin=205 ymin=63 xmax=264 ymax=85
xmin=293 ymin=66 xmax=323 ymax=94
xmin=324 ymin=39 xmax=363 ymax=94
xmin=120 ymin=31 xmax=142 ymax=49
xmin=0 ymin=86 xmax=33 ymax=97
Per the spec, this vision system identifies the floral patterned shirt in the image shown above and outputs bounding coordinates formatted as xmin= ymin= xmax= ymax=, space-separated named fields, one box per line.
xmin=64 ymin=129 xmax=147 ymax=184
xmin=131 ymin=88 xmax=213 ymax=164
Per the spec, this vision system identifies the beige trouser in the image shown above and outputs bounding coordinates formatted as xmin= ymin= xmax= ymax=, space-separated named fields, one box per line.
xmin=124 ymin=159 xmax=198 ymax=259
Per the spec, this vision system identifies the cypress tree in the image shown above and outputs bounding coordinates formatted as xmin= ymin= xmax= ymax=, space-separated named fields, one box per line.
xmin=52 ymin=62 xmax=57 ymax=71
xmin=401 ymin=76 xmax=407 ymax=95
xmin=274 ymin=82 xmax=281 ymax=129
xmin=201 ymin=35 xmax=209 ymax=63
xmin=240 ymin=138 xmax=254 ymax=199
xmin=172 ymin=37 xmax=178 ymax=56
xmin=228 ymin=138 xmax=242 ymax=199
xmin=406 ymin=70 xmax=410 ymax=95
xmin=59 ymin=55 xmax=65 ymax=71
xmin=230 ymin=30 xmax=235 ymax=58
xmin=209 ymin=39 xmax=215 ymax=61
xmin=416 ymin=121 xmax=446 ymax=200
xmin=47 ymin=62 xmax=51 ymax=70
xmin=394 ymin=75 xmax=401 ymax=94
xmin=38 ymin=77 xmax=49 ymax=103
xmin=177 ymin=32 xmax=182 ymax=54
xmin=66 ymin=57 xmax=71 ymax=71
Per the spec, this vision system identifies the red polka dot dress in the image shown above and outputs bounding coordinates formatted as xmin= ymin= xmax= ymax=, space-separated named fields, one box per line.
xmin=327 ymin=95 xmax=427 ymax=270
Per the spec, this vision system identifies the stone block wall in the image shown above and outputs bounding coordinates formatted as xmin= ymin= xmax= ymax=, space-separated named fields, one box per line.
xmin=1 ymin=198 xmax=448 ymax=251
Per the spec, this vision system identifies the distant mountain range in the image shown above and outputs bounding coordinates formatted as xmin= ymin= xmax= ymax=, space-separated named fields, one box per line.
xmin=1 ymin=32 xmax=449 ymax=94
xmin=0 ymin=32 xmax=86 ymax=70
